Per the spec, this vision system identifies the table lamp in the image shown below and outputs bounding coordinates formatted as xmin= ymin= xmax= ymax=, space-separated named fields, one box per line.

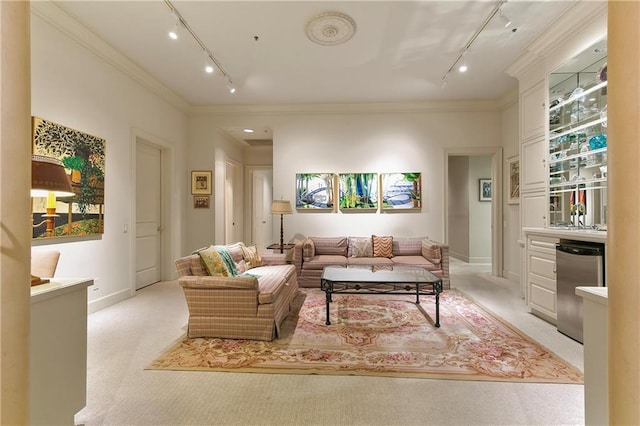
xmin=31 ymin=154 xmax=75 ymax=238
xmin=271 ymin=200 xmax=292 ymax=253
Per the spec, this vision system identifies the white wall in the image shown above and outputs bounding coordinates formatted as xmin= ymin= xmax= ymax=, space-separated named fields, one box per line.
xmin=468 ymin=156 xmax=492 ymax=263
xmin=270 ymin=108 xmax=502 ymax=243
xmin=186 ymin=118 xmax=245 ymax=250
xmin=448 ymin=156 xmax=470 ymax=260
xmin=30 ymin=12 xmax=188 ymax=312
xmin=447 ymin=155 xmax=492 ymax=263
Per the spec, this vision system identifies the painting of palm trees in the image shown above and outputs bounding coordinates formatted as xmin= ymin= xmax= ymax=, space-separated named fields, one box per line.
xmin=296 ymin=173 xmax=335 ymax=210
xmin=339 ymin=173 xmax=378 ymax=210
xmin=381 ymin=172 xmax=422 ymax=210
xmin=32 ymin=117 xmax=105 ymax=238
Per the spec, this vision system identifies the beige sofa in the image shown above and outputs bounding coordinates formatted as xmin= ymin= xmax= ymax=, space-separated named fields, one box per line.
xmin=175 ymin=242 xmax=299 ymax=341
xmin=292 ymin=236 xmax=449 ymax=289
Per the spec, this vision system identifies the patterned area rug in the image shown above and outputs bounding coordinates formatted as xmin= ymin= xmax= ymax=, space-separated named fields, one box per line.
xmin=148 ymin=289 xmax=583 ymax=383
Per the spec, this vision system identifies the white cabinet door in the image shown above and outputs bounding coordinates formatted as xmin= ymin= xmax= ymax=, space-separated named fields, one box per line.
xmin=520 ymin=81 xmax=546 ymax=141
xmin=521 ymin=136 xmax=547 ymax=193
xmin=522 ymin=192 xmax=547 ymax=228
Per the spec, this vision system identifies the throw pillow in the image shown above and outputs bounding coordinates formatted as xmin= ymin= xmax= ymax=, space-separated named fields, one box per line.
xmin=241 ymin=244 xmax=263 ymax=269
xmin=302 ymin=239 xmax=315 ymax=262
xmin=350 ymin=237 xmax=373 ymax=258
xmin=198 ymin=246 xmax=230 ymax=276
xmin=372 ymin=235 xmax=393 ymax=258
xmin=422 ymin=240 xmax=442 ymax=264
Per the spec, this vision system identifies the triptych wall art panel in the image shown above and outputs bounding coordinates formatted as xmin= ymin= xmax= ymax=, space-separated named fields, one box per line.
xmin=339 ymin=173 xmax=378 ymax=210
xmin=32 ymin=117 xmax=106 ymax=238
xmin=295 ymin=172 xmax=422 ymax=212
xmin=380 ymin=173 xmax=422 ymax=210
xmin=296 ymin=173 xmax=336 ymax=210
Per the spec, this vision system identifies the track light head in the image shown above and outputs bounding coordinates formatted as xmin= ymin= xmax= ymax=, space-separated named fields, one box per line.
xmin=205 ymin=57 xmax=214 ymax=74
xmin=500 ymin=9 xmax=512 ymax=28
xmin=227 ymin=82 xmax=236 ymax=94
xmin=458 ymin=50 xmax=468 ymax=73
xmin=168 ymin=21 xmax=180 ymax=40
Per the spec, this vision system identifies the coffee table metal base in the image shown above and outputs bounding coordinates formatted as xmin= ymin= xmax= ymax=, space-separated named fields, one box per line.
xmin=320 ymin=281 xmax=443 ymax=327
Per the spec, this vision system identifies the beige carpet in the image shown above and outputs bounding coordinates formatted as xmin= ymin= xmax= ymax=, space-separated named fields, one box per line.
xmin=148 ymin=289 xmax=583 ymax=384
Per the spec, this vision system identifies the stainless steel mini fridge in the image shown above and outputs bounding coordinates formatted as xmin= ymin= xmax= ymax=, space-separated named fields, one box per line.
xmin=556 ymin=240 xmax=605 ymax=343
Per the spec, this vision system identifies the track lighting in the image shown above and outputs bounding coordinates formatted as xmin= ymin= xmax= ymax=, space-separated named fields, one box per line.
xmin=440 ymin=1 xmax=507 ymax=83
xmin=458 ymin=51 xmax=468 ymax=73
xmin=164 ymin=0 xmax=236 ymax=94
xmin=168 ymin=20 xmax=180 ymax=40
xmin=441 ymin=75 xmax=448 ymax=89
xmin=499 ymin=8 xmax=512 ymax=28
xmin=205 ymin=55 xmax=214 ymax=74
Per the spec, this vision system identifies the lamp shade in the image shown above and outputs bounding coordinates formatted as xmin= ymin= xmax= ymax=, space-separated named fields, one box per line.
xmin=31 ymin=155 xmax=75 ymax=197
xmin=271 ymin=200 xmax=292 ymax=215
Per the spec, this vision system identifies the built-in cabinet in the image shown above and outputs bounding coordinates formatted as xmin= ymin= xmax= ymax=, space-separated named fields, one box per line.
xmin=509 ymin=1 xmax=607 ymax=321
xmin=526 ymin=232 xmax=559 ymax=321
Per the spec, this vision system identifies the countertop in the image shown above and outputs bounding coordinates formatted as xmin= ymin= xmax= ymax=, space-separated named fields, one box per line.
xmin=576 ymin=286 xmax=608 ymax=305
xmin=523 ymin=227 xmax=607 ymax=243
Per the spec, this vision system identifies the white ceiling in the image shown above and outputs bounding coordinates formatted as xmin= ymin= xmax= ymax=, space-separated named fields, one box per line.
xmin=56 ymin=1 xmax=578 ymax=107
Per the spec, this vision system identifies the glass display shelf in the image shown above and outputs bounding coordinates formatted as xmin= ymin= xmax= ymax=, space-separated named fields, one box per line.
xmin=548 ymin=38 xmax=607 ymax=229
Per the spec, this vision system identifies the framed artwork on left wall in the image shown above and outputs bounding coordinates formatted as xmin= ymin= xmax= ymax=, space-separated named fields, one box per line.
xmin=32 ymin=117 xmax=106 ymax=239
xmin=193 ymin=196 xmax=210 ymax=208
xmin=191 ymin=171 xmax=212 ymax=195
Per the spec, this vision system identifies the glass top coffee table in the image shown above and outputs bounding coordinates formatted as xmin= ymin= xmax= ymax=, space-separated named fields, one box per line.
xmin=320 ymin=265 xmax=443 ymax=327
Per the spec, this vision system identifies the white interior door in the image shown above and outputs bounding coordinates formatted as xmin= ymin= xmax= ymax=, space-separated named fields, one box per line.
xmin=135 ymin=141 xmax=161 ymax=290
xmin=252 ymin=169 xmax=273 ymax=250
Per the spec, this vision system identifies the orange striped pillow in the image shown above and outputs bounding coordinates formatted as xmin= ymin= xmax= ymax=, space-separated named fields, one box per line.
xmin=372 ymin=235 xmax=393 ymax=258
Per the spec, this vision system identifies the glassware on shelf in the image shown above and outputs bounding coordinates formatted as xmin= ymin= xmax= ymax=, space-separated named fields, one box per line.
xmin=589 ymin=134 xmax=607 ymax=150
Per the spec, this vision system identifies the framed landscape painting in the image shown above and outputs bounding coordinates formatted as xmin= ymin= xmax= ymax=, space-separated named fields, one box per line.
xmin=339 ymin=173 xmax=378 ymax=211
xmin=32 ymin=117 xmax=106 ymax=239
xmin=381 ymin=172 xmax=422 ymax=210
xmin=296 ymin=173 xmax=335 ymax=210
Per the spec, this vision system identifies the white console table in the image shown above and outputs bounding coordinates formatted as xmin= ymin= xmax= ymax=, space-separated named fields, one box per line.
xmin=576 ymin=286 xmax=608 ymax=426
xmin=30 ymin=278 xmax=92 ymax=425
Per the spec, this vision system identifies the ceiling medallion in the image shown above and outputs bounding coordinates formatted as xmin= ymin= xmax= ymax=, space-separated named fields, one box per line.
xmin=305 ymin=12 xmax=357 ymax=46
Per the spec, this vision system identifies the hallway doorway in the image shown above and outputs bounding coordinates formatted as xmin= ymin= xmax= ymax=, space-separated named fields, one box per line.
xmin=445 ymin=148 xmax=503 ymax=277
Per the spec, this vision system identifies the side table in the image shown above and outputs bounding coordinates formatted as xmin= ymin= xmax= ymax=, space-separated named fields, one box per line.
xmin=266 ymin=243 xmax=296 ymax=263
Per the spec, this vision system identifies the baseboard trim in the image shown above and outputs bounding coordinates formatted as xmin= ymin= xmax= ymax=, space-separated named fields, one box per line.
xmin=502 ymin=270 xmax=520 ymax=283
xmin=88 ymin=288 xmax=132 ymax=314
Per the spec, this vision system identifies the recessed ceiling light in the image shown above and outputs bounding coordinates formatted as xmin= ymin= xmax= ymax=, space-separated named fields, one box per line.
xmin=243 ymin=129 xmax=254 ymax=133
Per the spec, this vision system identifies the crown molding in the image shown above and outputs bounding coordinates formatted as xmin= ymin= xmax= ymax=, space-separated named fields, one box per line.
xmin=31 ymin=1 xmax=190 ymax=113
xmin=506 ymin=1 xmax=607 ymax=79
xmin=188 ymin=100 xmax=502 ymax=116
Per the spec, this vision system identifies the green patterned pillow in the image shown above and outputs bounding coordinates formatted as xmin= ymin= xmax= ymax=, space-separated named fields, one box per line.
xmin=198 ymin=246 xmax=230 ymax=276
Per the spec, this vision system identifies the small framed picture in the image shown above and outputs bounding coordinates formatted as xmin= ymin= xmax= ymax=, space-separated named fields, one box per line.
xmin=479 ymin=179 xmax=492 ymax=202
xmin=193 ymin=195 xmax=210 ymax=208
xmin=507 ymin=156 xmax=520 ymax=204
xmin=191 ymin=171 xmax=212 ymax=195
